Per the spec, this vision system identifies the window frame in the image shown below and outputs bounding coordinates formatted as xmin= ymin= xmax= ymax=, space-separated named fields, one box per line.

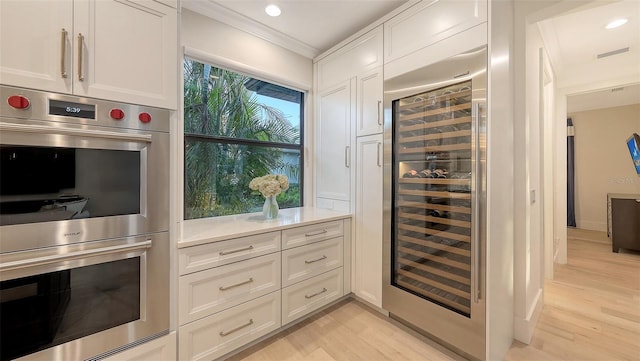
xmin=182 ymin=59 xmax=305 ymax=219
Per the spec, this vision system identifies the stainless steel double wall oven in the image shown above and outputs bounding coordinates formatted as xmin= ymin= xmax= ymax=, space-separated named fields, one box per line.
xmin=0 ymin=86 xmax=170 ymax=361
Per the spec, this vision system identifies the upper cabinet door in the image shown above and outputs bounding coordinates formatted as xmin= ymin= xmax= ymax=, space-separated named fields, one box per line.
xmin=357 ymin=67 xmax=383 ymax=137
xmin=384 ymin=0 xmax=487 ymax=63
xmin=316 ymin=26 xmax=383 ymax=91
xmin=74 ymin=0 xmax=177 ymax=109
xmin=0 ymin=0 xmax=73 ymax=94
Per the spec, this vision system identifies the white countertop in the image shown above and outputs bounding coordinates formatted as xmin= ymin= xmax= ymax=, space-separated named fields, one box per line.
xmin=179 ymin=207 xmax=352 ymax=248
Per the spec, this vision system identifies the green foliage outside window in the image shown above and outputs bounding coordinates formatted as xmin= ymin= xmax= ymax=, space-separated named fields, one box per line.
xmin=184 ymin=59 xmax=303 ymax=219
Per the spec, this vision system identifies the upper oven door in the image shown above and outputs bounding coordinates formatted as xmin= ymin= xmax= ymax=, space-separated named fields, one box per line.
xmin=0 ymin=117 xmax=169 ymax=253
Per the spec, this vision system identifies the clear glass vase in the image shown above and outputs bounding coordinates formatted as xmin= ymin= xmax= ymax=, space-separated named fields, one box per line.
xmin=262 ymin=195 xmax=279 ymax=219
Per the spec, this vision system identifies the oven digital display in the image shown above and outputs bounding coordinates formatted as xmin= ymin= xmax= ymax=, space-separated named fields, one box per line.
xmin=49 ymin=99 xmax=95 ymax=119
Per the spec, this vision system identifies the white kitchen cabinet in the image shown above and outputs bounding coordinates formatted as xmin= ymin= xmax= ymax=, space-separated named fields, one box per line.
xmin=179 ymin=292 xmax=281 ymax=361
xmin=0 ymin=0 xmax=73 ymax=93
xmin=281 ymin=268 xmax=344 ymax=325
xmin=178 ymin=213 xmax=350 ymax=361
xmin=282 ymin=236 xmax=343 ymax=287
xmin=0 ymin=0 xmax=177 ymax=109
xmin=354 ymin=135 xmax=383 ymax=308
xmin=356 ymin=67 xmax=383 ymax=136
xmin=315 ymin=79 xmax=355 ymax=210
xmin=316 ymin=26 xmax=383 ymax=91
xmin=179 ymin=253 xmax=281 ymax=325
xmin=384 ymin=0 xmax=487 ymax=64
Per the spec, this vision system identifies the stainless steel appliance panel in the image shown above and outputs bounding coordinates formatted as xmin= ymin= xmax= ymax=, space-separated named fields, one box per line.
xmin=382 ymin=46 xmax=487 ymax=360
xmin=0 ymin=86 xmax=169 ymax=254
xmin=0 ymin=232 xmax=169 ymax=361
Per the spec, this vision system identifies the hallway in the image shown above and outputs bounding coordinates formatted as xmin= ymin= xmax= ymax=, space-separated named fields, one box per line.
xmin=506 ymin=228 xmax=640 ymax=360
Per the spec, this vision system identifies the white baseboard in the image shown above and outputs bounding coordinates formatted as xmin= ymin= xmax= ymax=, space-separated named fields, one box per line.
xmin=514 ymin=288 xmax=544 ymax=344
xmin=576 ymin=219 xmax=607 ymax=232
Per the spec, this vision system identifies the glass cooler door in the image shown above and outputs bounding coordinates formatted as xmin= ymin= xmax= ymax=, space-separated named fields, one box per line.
xmin=392 ymin=80 xmax=473 ymax=317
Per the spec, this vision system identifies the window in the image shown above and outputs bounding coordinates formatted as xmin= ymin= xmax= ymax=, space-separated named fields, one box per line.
xmin=184 ymin=58 xmax=304 ymax=219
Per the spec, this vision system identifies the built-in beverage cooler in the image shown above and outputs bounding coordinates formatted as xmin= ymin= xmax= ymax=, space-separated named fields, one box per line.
xmin=383 ymin=46 xmax=487 ymax=360
xmin=394 ymin=80 xmax=474 ymax=316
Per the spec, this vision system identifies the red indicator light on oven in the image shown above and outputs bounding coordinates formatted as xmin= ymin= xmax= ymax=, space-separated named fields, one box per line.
xmin=138 ymin=112 xmax=152 ymax=123
xmin=7 ymin=95 xmax=30 ymax=110
xmin=109 ymin=108 xmax=125 ymax=120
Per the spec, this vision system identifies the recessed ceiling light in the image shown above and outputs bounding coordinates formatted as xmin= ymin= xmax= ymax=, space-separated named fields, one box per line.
xmin=605 ymin=18 xmax=628 ymax=29
xmin=265 ymin=4 xmax=281 ymax=17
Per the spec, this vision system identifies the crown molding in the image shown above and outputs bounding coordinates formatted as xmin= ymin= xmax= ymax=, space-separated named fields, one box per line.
xmin=182 ymin=0 xmax=319 ymax=59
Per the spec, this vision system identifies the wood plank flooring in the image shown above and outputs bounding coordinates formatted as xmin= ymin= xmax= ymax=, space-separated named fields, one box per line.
xmin=227 ymin=299 xmax=464 ymax=361
xmin=229 ymin=228 xmax=640 ymax=360
xmin=505 ymin=228 xmax=640 ymax=361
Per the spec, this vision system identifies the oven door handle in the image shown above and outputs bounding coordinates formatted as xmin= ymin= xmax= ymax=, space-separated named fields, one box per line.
xmin=0 ymin=123 xmax=152 ymax=143
xmin=0 ymin=240 xmax=152 ymax=273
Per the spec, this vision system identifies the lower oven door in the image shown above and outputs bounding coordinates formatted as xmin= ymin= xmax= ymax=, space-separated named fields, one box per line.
xmin=0 ymin=232 xmax=169 ymax=361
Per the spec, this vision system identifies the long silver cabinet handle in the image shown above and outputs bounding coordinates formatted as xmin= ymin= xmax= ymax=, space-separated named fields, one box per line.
xmin=1 ymin=240 xmax=151 ymax=273
xmin=77 ymin=33 xmax=84 ymax=81
xmin=472 ymin=102 xmax=482 ymax=303
xmin=0 ymin=123 xmax=152 ymax=143
xmin=219 ymin=245 xmax=253 ymax=256
xmin=345 ymin=146 xmax=351 ymax=168
xmin=377 ymin=100 xmax=382 ymax=126
xmin=219 ymin=319 xmax=253 ymax=337
xmin=305 ymin=287 xmax=327 ymax=299
xmin=219 ymin=278 xmax=254 ymax=291
xmin=60 ymin=28 xmax=68 ymax=78
xmin=305 ymin=255 xmax=327 ymax=264
xmin=304 ymin=230 xmax=327 ymax=237
xmin=377 ymin=142 xmax=382 ymax=167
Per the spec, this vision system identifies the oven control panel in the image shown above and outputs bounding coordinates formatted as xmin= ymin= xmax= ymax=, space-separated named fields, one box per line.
xmin=1 ymin=85 xmax=167 ymax=132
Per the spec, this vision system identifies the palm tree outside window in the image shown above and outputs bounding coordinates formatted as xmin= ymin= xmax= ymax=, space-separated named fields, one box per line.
xmin=184 ymin=58 xmax=303 ymax=219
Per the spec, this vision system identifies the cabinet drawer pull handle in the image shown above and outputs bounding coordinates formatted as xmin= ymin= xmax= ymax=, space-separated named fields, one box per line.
xmin=377 ymin=142 xmax=382 ymax=167
xmin=304 ymin=230 xmax=327 ymax=237
xmin=305 ymin=287 xmax=327 ymax=299
xmin=219 ymin=319 xmax=253 ymax=337
xmin=60 ymin=28 xmax=68 ymax=78
xmin=219 ymin=245 xmax=253 ymax=256
xmin=219 ymin=278 xmax=254 ymax=291
xmin=77 ymin=33 xmax=84 ymax=81
xmin=377 ymin=100 xmax=382 ymax=126
xmin=305 ymin=255 xmax=327 ymax=264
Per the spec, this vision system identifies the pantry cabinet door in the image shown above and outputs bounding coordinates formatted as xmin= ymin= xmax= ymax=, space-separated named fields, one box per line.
xmin=315 ymin=79 xmax=354 ymax=204
xmin=354 ymin=134 xmax=383 ymax=307
xmin=74 ymin=0 xmax=177 ymax=109
xmin=0 ymin=0 xmax=73 ymax=93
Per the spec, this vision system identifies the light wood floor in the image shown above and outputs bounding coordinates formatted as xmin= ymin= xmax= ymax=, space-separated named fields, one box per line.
xmin=229 ymin=228 xmax=640 ymax=361
xmin=227 ymin=298 xmax=465 ymax=361
xmin=505 ymin=228 xmax=640 ymax=360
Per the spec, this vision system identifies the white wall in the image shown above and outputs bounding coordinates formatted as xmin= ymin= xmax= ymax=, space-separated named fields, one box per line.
xmin=514 ymin=1 xmax=543 ymax=343
xmin=553 ymin=90 xmax=568 ymax=265
xmin=569 ymin=104 xmax=640 ymax=231
xmin=486 ymin=0 xmax=515 ymax=359
xmin=181 ymin=9 xmax=312 ymax=90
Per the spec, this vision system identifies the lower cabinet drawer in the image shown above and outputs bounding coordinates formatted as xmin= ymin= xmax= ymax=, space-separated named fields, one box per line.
xmin=178 ymin=291 xmax=281 ymax=361
xmin=179 ymin=253 xmax=281 ymax=325
xmin=281 ymin=268 xmax=343 ymax=325
xmin=282 ymin=237 xmax=343 ymax=287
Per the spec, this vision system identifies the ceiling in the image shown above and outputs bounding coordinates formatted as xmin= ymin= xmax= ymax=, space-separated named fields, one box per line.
xmin=182 ymin=0 xmax=409 ymax=59
xmin=538 ymin=0 xmax=640 ymax=111
xmin=182 ymin=0 xmax=639 ymax=111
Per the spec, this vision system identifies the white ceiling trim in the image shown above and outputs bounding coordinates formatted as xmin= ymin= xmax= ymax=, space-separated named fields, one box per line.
xmin=182 ymin=0 xmax=319 ymax=59
xmin=537 ymin=21 xmax=563 ymax=76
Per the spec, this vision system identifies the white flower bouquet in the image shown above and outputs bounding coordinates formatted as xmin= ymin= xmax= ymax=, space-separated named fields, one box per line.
xmin=249 ymin=174 xmax=289 ymax=197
